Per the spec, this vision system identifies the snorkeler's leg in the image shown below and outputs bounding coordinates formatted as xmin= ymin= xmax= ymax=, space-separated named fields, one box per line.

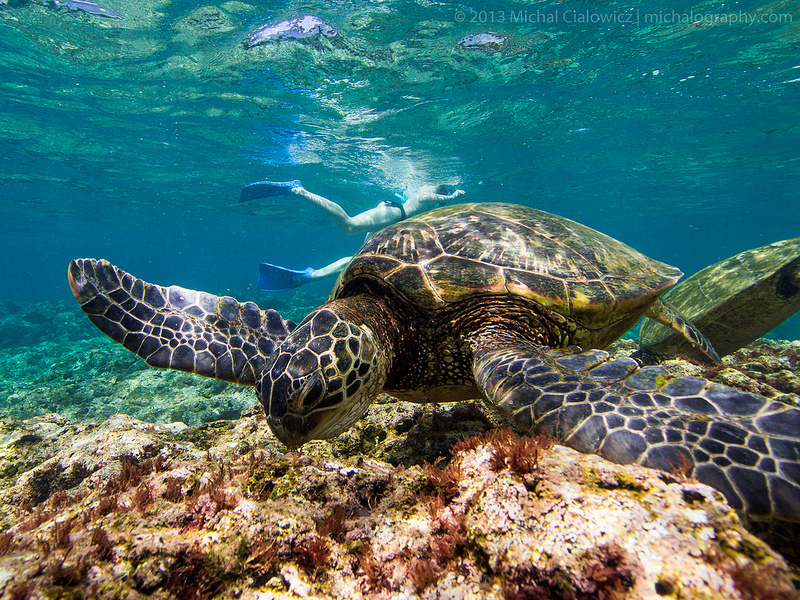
xmin=308 ymin=256 xmax=352 ymax=281
xmin=345 ymin=203 xmax=403 ymax=233
xmin=294 ymin=188 xmax=402 ymax=235
xmin=257 ymin=256 xmax=352 ymax=291
xmin=291 ymin=188 xmax=360 ymax=233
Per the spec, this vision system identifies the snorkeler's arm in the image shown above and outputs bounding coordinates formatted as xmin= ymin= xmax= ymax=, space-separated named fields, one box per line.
xmin=418 ymin=188 xmax=465 ymax=202
xmin=403 ymin=187 xmax=466 ymax=218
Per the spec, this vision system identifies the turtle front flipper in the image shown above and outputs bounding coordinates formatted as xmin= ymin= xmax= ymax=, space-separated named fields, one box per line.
xmin=472 ymin=339 xmax=800 ymax=521
xmin=644 ymin=297 xmax=721 ymax=363
xmin=68 ymin=259 xmax=292 ymax=385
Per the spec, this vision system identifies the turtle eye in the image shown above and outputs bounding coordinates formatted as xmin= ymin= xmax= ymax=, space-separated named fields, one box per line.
xmin=299 ymin=371 xmax=326 ymax=409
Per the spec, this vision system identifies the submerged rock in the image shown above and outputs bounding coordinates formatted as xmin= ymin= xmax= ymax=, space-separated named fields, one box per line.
xmin=0 ymin=408 xmax=797 ymax=599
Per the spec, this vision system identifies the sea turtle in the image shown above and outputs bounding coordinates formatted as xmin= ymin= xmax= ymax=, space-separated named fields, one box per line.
xmin=68 ymin=203 xmax=800 ymax=521
xmin=639 ymin=237 xmax=800 ymax=362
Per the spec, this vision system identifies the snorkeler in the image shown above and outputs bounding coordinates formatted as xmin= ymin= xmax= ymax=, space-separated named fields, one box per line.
xmin=239 ymin=180 xmax=465 ymax=290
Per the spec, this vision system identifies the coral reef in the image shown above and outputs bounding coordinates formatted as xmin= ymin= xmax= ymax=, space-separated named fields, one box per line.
xmin=1 ymin=301 xmax=799 ymax=598
xmin=0 ymin=408 xmax=798 ymax=599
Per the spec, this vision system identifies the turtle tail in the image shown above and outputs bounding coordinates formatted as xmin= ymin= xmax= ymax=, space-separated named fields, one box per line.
xmin=472 ymin=339 xmax=800 ymax=522
xmin=68 ymin=259 xmax=292 ymax=385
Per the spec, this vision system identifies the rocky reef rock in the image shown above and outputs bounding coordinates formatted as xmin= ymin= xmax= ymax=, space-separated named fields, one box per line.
xmin=610 ymin=338 xmax=800 ymax=407
xmin=0 ymin=406 xmax=797 ymax=600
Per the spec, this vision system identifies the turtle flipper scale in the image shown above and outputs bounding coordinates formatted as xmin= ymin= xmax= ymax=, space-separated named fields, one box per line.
xmin=68 ymin=259 xmax=292 ymax=385
xmin=473 ymin=340 xmax=800 ymax=521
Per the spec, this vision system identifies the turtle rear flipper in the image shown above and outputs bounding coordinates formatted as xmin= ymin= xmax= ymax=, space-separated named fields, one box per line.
xmin=472 ymin=338 xmax=800 ymax=521
xmin=68 ymin=259 xmax=292 ymax=385
xmin=644 ymin=298 xmax=721 ymax=363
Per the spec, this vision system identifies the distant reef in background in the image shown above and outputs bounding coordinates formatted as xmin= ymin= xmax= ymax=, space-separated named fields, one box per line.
xmin=1 ymin=299 xmax=798 ymax=427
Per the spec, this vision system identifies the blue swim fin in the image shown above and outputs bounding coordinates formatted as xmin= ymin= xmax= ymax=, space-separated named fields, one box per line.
xmin=239 ymin=180 xmax=302 ymax=203
xmin=257 ymin=263 xmax=314 ymax=291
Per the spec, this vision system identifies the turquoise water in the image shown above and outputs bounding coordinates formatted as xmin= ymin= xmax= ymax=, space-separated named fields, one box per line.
xmin=1 ymin=1 xmax=799 ymax=364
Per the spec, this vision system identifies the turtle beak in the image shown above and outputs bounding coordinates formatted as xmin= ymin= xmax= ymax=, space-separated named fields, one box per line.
xmin=267 ymin=414 xmax=306 ymax=449
xmin=267 ymin=412 xmax=329 ymax=448
xmin=256 ymin=308 xmax=386 ymax=448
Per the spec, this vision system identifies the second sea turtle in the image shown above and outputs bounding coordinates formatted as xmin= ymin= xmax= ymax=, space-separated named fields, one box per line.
xmin=639 ymin=237 xmax=800 ymax=362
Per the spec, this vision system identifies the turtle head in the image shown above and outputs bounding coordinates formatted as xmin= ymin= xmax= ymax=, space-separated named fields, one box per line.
xmin=256 ymin=306 xmax=387 ymax=448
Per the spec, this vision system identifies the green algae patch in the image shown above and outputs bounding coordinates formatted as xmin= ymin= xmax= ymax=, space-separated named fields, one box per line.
xmin=174 ymin=419 xmax=240 ymax=450
xmin=583 ymin=465 xmax=650 ymax=494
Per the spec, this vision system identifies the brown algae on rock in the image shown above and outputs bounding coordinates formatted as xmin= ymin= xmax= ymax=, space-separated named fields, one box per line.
xmin=0 ymin=410 xmax=797 ymax=599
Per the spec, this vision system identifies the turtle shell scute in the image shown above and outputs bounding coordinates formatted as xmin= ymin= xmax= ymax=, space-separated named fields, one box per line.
xmin=334 ymin=203 xmax=682 ymax=333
